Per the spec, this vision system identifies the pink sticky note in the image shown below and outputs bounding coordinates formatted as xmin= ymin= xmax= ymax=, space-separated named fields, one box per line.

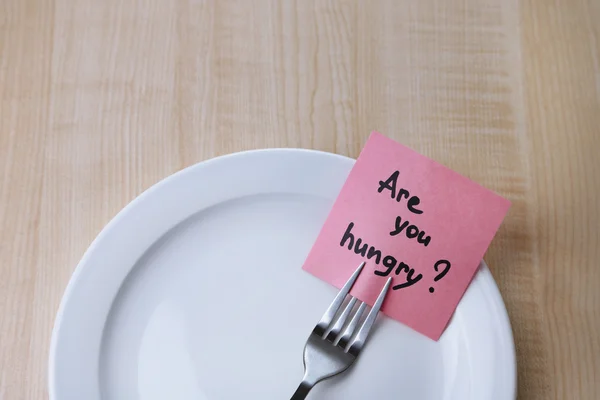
xmin=302 ymin=132 xmax=510 ymax=340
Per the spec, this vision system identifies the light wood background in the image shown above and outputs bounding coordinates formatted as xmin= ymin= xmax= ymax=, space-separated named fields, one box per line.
xmin=1 ymin=0 xmax=599 ymax=399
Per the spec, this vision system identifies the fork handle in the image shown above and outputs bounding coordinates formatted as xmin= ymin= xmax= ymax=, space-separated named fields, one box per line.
xmin=290 ymin=380 xmax=314 ymax=400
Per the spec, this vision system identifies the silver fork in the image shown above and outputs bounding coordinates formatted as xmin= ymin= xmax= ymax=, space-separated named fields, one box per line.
xmin=291 ymin=262 xmax=392 ymax=399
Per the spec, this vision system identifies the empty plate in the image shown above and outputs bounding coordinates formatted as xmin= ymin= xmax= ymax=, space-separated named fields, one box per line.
xmin=49 ymin=149 xmax=516 ymax=400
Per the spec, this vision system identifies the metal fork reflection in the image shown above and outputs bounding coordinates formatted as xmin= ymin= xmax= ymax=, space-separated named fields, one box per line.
xmin=291 ymin=262 xmax=392 ymax=399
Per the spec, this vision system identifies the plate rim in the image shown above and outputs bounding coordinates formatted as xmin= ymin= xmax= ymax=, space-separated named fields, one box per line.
xmin=48 ymin=148 xmax=516 ymax=399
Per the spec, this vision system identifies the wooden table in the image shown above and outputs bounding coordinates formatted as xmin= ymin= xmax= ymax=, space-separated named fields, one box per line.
xmin=1 ymin=1 xmax=598 ymax=398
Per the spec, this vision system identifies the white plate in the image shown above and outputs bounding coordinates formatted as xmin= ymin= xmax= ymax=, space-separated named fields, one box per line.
xmin=49 ymin=149 xmax=516 ymax=400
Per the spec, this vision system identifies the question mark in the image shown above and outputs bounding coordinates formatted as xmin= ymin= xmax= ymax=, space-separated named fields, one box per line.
xmin=429 ymin=259 xmax=451 ymax=293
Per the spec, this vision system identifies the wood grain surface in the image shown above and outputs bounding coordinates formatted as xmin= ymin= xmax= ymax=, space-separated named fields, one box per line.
xmin=1 ymin=0 xmax=598 ymax=398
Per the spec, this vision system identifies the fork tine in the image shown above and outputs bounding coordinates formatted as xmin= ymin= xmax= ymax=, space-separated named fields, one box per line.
xmin=347 ymin=277 xmax=392 ymax=355
xmin=315 ymin=262 xmax=365 ymax=335
xmin=335 ymin=301 xmax=367 ymax=348
xmin=324 ymin=297 xmax=357 ymax=342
